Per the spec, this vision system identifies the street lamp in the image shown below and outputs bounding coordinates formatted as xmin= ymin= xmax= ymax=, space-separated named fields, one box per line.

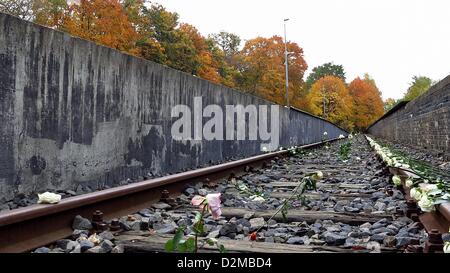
xmin=284 ymin=18 xmax=289 ymax=108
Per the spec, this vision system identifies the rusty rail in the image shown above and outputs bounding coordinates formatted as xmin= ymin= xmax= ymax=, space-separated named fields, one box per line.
xmin=0 ymin=138 xmax=340 ymax=253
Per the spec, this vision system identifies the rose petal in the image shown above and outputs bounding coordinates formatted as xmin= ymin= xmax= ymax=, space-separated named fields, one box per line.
xmin=206 ymin=193 xmax=221 ymax=208
xmin=210 ymin=207 xmax=222 ymax=219
xmin=191 ymin=195 xmax=206 ymax=206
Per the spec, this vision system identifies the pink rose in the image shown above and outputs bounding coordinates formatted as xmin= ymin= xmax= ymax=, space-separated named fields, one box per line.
xmin=191 ymin=193 xmax=222 ymax=219
xmin=206 ymin=193 xmax=222 ymax=219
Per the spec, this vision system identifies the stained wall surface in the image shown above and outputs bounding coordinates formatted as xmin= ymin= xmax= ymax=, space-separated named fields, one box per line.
xmin=368 ymin=76 xmax=450 ymax=156
xmin=0 ymin=13 xmax=346 ymax=200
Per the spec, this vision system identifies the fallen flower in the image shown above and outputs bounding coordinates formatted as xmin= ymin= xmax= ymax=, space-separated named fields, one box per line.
xmin=249 ymin=195 xmax=265 ymax=202
xmin=418 ymin=194 xmax=435 ymax=212
xmin=405 ymin=179 xmax=413 ymax=188
xmin=88 ymin=233 xmax=101 ymax=245
xmin=392 ymin=175 xmax=402 ymax=186
xmin=410 ymin=188 xmax=422 ymax=201
xmin=250 ymin=232 xmax=257 ymax=241
xmin=311 ymin=171 xmax=323 ymax=181
xmin=338 ymin=134 xmax=345 ymax=139
xmin=37 ymin=192 xmax=61 ymax=204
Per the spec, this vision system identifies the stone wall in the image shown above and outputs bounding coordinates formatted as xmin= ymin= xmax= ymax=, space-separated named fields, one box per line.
xmin=368 ymin=75 xmax=450 ymax=155
xmin=0 ymin=13 xmax=346 ymax=201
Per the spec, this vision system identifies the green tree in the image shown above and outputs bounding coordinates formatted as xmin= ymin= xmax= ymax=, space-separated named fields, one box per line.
xmin=403 ymin=76 xmax=433 ymax=101
xmin=383 ymin=98 xmax=397 ymax=112
xmin=306 ymin=62 xmax=346 ymax=89
xmin=209 ymin=31 xmax=241 ymax=65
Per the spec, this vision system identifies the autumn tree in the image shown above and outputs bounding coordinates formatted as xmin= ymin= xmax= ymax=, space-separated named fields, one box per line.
xmin=178 ymin=23 xmax=223 ymax=83
xmin=403 ymin=76 xmax=434 ymax=101
xmin=306 ymin=76 xmax=354 ymax=131
xmin=32 ymin=0 xmax=68 ymax=28
xmin=348 ymin=75 xmax=384 ymax=130
xmin=306 ymin=62 xmax=346 ymax=89
xmin=238 ymin=36 xmax=307 ymax=106
xmin=62 ymin=0 xmax=139 ymax=53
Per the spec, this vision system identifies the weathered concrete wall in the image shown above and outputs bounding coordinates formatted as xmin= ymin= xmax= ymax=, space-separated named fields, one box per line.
xmin=368 ymin=75 xmax=450 ymax=155
xmin=0 ymin=13 xmax=346 ymax=201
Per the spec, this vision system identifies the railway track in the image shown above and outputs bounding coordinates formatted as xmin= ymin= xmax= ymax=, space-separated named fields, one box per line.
xmin=0 ymin=135 xmax=448 ymax=253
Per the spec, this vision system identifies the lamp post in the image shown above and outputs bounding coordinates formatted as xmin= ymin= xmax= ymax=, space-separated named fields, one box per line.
xmin=284 ymin=18 xmax=289 ymax=108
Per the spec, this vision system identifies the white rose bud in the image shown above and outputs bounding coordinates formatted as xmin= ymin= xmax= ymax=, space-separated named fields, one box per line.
xmin=311 ymin=171 xmax=324 ymax=181
xmin=405 ymin=179 xmax=413 ymax=188
xmin=402 ymin=164 xmax=410 ymax=169
xmin=249 ymin=195 xmax=265 ymax=202
xmin=37 ymin=192 xmax=62 ymax=204
xmin=418 ymin=195 xmax=435 ymax=212
xmin=392 ymin=175 xmax=402 ymax=186
xmin=410 ymin=188 xmax=422 ymax=201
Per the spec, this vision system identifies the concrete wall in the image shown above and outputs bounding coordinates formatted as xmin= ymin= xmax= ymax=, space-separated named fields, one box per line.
xmin=368 ymin=75 xmax=450 ymax=155
xmin=0 ymin=13 xmax=346 ymax=201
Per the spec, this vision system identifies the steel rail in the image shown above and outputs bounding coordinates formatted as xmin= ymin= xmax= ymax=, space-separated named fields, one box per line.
xmin=0 ymin=138 xmax=340 ymax=253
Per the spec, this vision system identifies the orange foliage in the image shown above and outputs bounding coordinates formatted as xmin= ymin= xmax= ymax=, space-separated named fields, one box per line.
xmin=239 ymin=36 xmax=307 ymax=106
xmin=348 ymin=77 xmax=384 ymax=130
xmin=178 ymin=23 xmax=222 ymax=84
xmin=62 ymin=0 xmax=138 ymax=53
xmin=307 ymin=76 xmax=354 ymax=131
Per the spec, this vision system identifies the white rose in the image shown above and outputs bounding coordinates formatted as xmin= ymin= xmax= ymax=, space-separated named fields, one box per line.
xmin=348 ymin=134 xmax=353 ymax=139
xmin=88 ymin=234 xmax=101 ymax=245
xmin=405 ymin=179 xmax=413 ymax=188
xmin=386 ymin=158 xmax=393 ymax=166
xmin=311 ymin=171 xmax=323 ymax=181
xmin=392 ymin=175 xmax=402 ymax=186
xmin=418 ymin=195 xmax=435 ymax=212
xmin=410 ymin=188 xmax=422 ymax=201
xmin=37 ymin=192 xmax=62 ymax=204
xmin=249 ymin=195 xmax=265 ymax=202
xmin=444 ymin=242 xmax=450 ymax=254
xmin=419 ymin=183 xmax=438 ymax=193
xmin=338 ymin=134 xmax=345 ymax=139
xmin=323 ymin=132 xmax=328 ymax=136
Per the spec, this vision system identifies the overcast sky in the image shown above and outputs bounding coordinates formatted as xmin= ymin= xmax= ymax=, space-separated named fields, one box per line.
xmin=154 ymin=0 xmax=450 ymax=100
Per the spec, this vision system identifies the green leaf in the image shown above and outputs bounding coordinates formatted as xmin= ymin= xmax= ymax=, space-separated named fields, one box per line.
xmin=194 ymin=211 xmax=202 ymax=223
xmin=193 ymin=221 xmax=204 ymax=235
xmin=172 ymin=227 xmax=185 ymax=249
xmin=178 ymin=241 xmax=187 ymax=253
xmin=218 ymin=244 xmax=227 ymax=253
xmin=185 ymin=237 xmax=196 ymax=253
xmin=165 ymin=239 xmax=175 ymax=252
